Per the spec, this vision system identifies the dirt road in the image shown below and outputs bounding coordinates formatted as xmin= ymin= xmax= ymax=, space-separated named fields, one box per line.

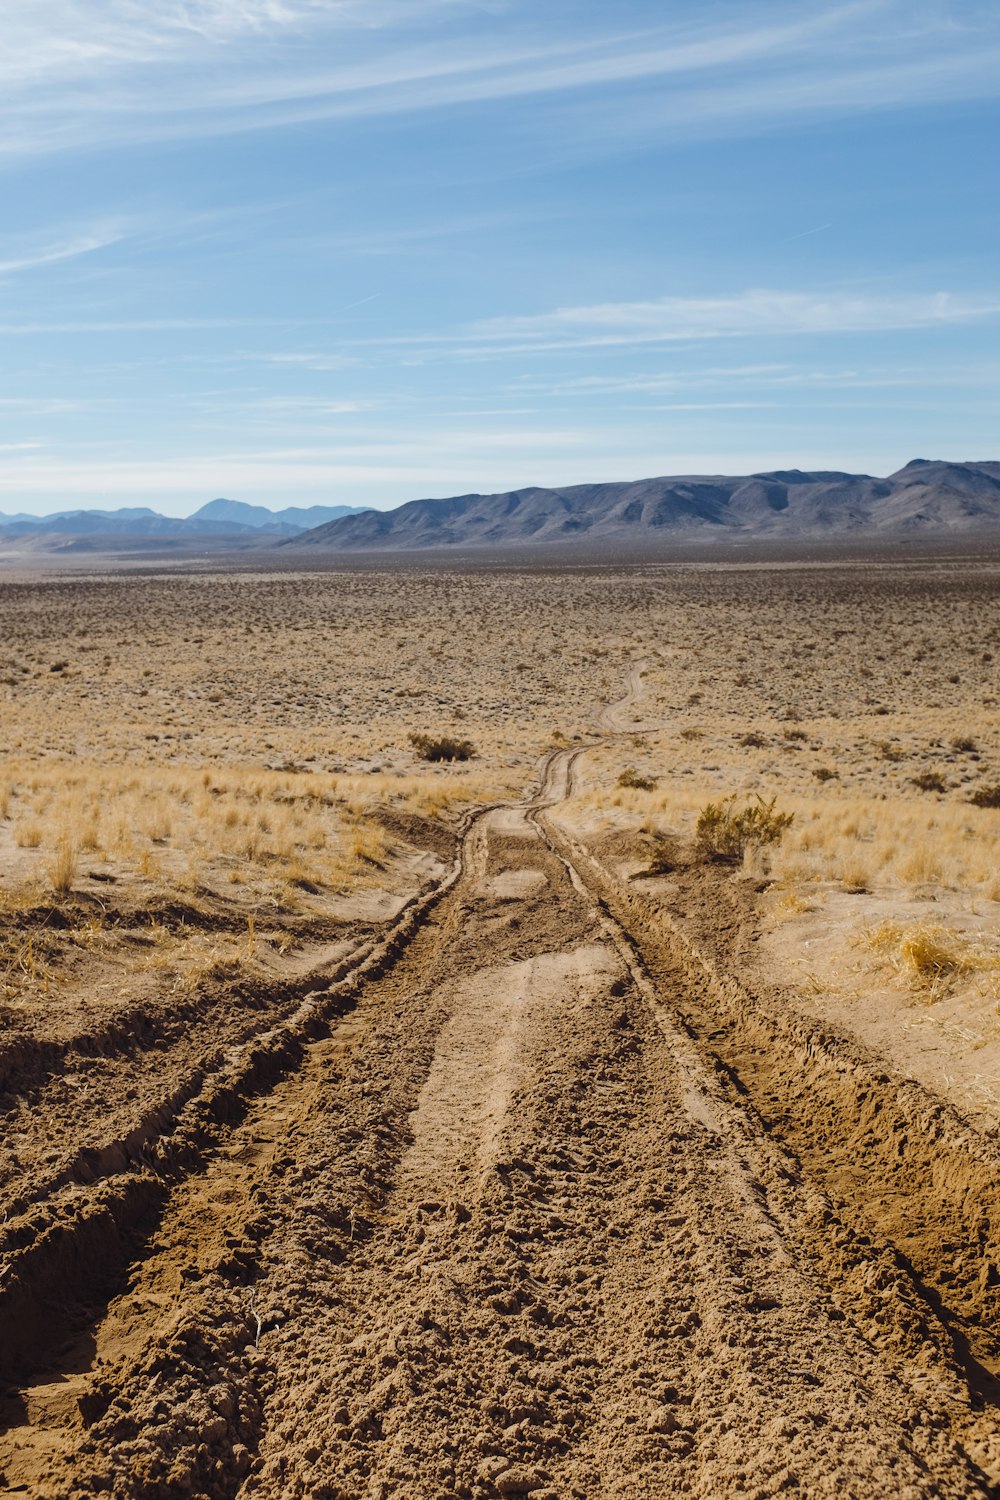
xmin=2 ymin=679 xmax=1000 ymax=1497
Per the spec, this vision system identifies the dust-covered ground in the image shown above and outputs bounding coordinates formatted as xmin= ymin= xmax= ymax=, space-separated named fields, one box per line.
xmin=0 ymin=550 xmax=999 ymax=1498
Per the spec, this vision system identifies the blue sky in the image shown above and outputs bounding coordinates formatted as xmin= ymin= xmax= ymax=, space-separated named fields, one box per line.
xmin=0 ymin=0 xmax=998 ymax=515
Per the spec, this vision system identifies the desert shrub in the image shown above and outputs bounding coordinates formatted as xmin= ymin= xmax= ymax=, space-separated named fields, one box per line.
xmin=738 ymin=732 xmax=766 ymax=748
xmin=951 ymin=736 xmax=978 ymax=753
xmin=813 ymin=767 xmax=839 ymax=782
xmin=877 ymin=740 xmax=904 ymax=762
xmin=617 ymin=766 xmax=658 ymax=791
xmin=633 ymin=834 xmax=678 ymax=878
xmin=910 ymin=771 xmax=948 ymax=794
xmin=969 ymin=784 xmax=1000 ymax=808
xmin=694 ymin=794 xmax=794 ymax=864
xmin=408 ymin=732 xmax=475 ymax=763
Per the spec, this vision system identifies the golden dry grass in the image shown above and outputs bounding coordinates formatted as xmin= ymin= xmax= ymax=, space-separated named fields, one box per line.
xmin=862 ymin=919 xmax=1000 ymax=1005
xmin=1 ymin=556 xmax=998 ymax=1015
xmin=0 ymin=568 xmax=640 ymax=934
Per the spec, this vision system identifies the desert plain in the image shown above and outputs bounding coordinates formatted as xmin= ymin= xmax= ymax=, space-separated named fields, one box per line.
xmin=0 ymin=547 xmax=999 ymax=1497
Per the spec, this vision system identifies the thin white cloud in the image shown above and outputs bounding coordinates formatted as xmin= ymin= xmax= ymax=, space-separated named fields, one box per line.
xmin=241 ymin=351 xmax=356 ymax=371
xmin=0 ymin=2 xmax=996 ymax=157
xmin=0 ymin=397 xmax=92 ymax=412
xmin=0 ymin=317 xmax=302 ymax=333
xmin=0 ymin=227 xmax=126 ymax=276
xmin=0 ymin=2 xmax=411 ymax=83
xmin=641 ymin=402 xmax=780 ymax=411
xmin=438 ymin=289 xmax=1000 ymax=355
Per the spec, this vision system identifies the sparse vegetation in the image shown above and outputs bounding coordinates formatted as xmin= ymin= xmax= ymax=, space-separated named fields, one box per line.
xmin=1 ymin=552 xmax=1000 ymax=1492
xmin=970 ymin=785 xmax=1000 ymax=808
xmin=864 ymin=920 xmax=1000 ymax=999
xmin=617 ymin=766 xmax=658 ymax=791
xmin=45 ymin=836 xmax=78 ymax=898
xmin=695 ymin=794 xmax=794 ymax=864
xmin=408 ymin=732 xmax=476 ymax=762
xmin=910 ymin=771 xmax=948 ymax=794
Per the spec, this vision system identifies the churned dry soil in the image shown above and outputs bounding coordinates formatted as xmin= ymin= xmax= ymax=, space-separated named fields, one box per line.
xmin=0 ymin=550 xmax=999 ymax=1498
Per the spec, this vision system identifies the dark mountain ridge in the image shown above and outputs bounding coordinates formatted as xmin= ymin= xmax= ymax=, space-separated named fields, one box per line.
xmin=287 ymin=459 xmax=1000 ymax=552
xmin=2 ymin=463 xmax=997 ymax=557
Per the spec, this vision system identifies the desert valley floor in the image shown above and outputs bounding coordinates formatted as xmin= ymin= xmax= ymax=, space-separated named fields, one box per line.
xmin=0 ymin=549 xmax=999 ymax=1498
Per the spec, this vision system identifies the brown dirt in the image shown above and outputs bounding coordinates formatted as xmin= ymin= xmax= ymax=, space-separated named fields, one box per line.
xmin=0 ymin=661 xmax=998 ymax=1499
xmin=1 ymin=559 xmax=1000 ymax=1498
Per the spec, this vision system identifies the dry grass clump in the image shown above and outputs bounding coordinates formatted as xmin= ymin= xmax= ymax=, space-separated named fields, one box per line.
xmin=863 ymin=920 xmax=1000 ymax=1002
xmin=0 ymin=929 xmax=56 ymax=1002
xmin=45 ymin=836 xmax=78 ymax=898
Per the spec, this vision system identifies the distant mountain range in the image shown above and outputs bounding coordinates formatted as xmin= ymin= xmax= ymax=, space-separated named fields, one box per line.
xmin=2 ymin=462 xmax=999 ymax=556
xmin=0 ymin=499 xmax=370 ymax=552
xmin=191 ymin=499 xmax=368 ymax=531
xmin=286 ymin=460 xmax=1000 ymax=551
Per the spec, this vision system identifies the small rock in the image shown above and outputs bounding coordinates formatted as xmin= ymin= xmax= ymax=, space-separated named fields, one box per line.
xmin=495 ymin=1464 xmax=543 ymax=1496
xmin=477 ymin=1455 xmax=510 ymax=1481
xmin=646 ymin=1407 xmax=679 ymax=1434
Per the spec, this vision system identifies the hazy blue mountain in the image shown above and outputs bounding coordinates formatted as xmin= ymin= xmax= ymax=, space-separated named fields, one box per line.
xmin=191 ymin=498 xmax=371 ymax=530
xmin=0 ymin=497 xmax=372 ymax=551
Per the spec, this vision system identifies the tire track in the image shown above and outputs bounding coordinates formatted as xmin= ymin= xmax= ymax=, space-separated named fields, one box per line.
xmin=0 ymin=762 xmax=578 ymax=1493
xmin=2 ymin=668 xmax=997 ymax=1497
xmin=538 ymin=767 xmax=1000 ymax=1491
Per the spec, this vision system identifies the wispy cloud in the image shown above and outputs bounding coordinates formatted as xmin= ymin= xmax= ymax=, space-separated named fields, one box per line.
xmin=0 ymin=2 xmax=997 ymax=158
xmin=526 ymin=361 xmax=1000 ymax=398
xmin=0 ymin=226 xmax=126 ymax=276
xmin=431 ymin=288 xmax=1000 ymax=356
xmin=237 ymin=351 xmax=357 ymax=371
xmin=0 ymin=317 xmax=309 ymax=334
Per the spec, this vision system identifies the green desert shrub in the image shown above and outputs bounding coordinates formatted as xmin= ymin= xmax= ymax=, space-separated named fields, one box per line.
xmin=617 ymin=766 xmax=658 ymax=791
xmin=408 ymin=732 xmax=476 ymax=763
xmin=695 ymin=794 xmax=794 ymax=864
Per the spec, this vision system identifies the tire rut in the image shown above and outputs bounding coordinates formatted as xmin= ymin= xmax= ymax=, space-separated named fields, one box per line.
xmin=1 ymin=671 xmax=997 ymax=1498
xmin=540 ymin=798 xmax=1000 ymax=1491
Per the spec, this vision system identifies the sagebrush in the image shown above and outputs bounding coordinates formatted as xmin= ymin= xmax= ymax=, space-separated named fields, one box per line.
xmin=695 ymin=794 xmax=794 ymax=863
xmin=409 ymin=732 xmax=476 ymax=763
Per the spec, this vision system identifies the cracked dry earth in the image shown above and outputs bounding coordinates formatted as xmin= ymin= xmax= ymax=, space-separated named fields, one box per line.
xmin=3 ymin=707 xmax=1000 ymax=1496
